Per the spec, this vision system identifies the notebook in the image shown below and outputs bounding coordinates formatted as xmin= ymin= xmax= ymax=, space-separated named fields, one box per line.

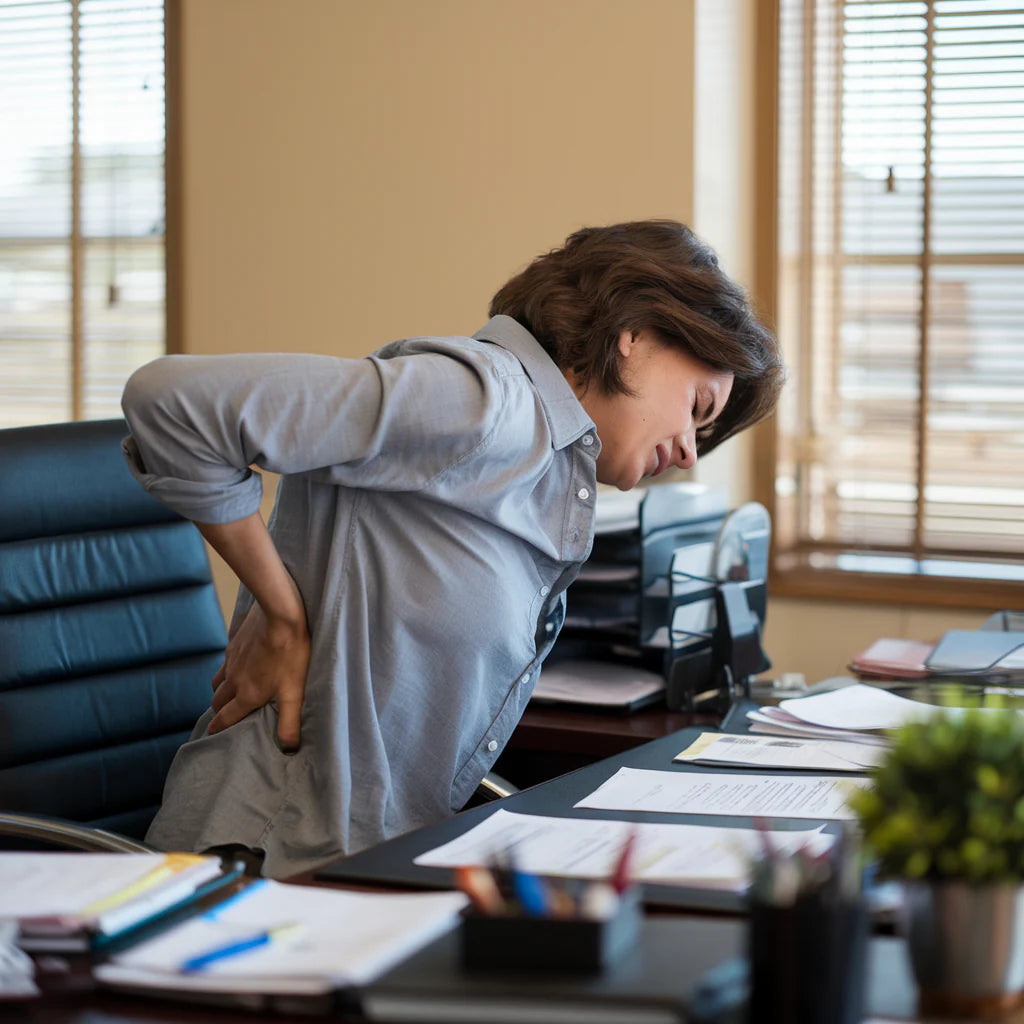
xmin=94 ymin=880 xmax=468 ymax=1005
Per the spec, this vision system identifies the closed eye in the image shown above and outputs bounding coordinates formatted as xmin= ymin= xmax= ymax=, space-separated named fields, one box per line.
xmin=693 ymin=394 xmax=712 ymax=427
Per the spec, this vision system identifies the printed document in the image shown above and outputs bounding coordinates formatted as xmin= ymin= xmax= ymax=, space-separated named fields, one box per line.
xmin=575 ymin=767 xmax=868 ymax=820
xmin=414 ymin=808 xmax=832 ymax=890
xmin=675 ymin=732 xmax=884 ymax=772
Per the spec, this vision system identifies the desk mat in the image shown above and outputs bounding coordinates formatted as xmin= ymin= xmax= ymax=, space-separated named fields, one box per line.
xmin=316 ymin=723 xmax=845 ymax=913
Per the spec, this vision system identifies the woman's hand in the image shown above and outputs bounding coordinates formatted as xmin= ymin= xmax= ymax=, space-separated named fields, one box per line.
xmin=208 ymin=599 xmax=310 ymax=751
xmin=195 ymin=512 xmax=312 ymax=751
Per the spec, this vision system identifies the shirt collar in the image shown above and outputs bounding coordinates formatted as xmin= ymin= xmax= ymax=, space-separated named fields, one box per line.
xmin=473 ymin=315 xmax=594 ymax=451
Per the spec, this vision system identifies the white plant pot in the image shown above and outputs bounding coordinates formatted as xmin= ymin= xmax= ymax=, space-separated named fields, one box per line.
xmin=903 ymin=880 xmax=1024 ymax=1018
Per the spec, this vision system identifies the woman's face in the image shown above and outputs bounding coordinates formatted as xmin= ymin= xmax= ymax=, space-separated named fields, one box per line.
xmin=573 ymin=329 xmax=734 ymax=491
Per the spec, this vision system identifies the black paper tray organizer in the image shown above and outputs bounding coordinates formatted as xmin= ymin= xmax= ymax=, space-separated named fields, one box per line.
xmin=551 ymin=483 xmax=773 ymax=713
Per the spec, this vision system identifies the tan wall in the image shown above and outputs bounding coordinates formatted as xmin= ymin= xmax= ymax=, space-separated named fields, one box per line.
xmin=691 ymin=0 xmax=757 ymax=511
xmin=762 ymin=600 xmax=988 ymax=686
xmin=178 ymin=0 xmax=986 ymax=678
xmin=178 ymin=0 xmax=699 ymax=622
xmin=178 ymin=0 xmax=696 ymax=359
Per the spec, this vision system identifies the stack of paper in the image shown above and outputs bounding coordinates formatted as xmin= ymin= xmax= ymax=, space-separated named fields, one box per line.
xmin=0 ymin=852 xmax=228 ymax=952
xmin=94 ymin=880 xmax=468 ymax=1000
xmin=745 ymin=683 xmax=944 ymax=746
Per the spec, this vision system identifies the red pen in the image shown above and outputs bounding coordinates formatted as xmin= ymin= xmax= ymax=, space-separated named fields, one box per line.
xmin=610 ymin=829 xmax=637 ymax=894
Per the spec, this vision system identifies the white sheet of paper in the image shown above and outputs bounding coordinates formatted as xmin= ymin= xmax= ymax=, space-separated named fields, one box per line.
xmin=574 ymin=767 xmax=868 ymax=820
xmin=675 ymin=732 xmax=885 ymax=772
xmin=776 ymin=683 xmax=940 ymax=731
xmin=95 ymin=879 xmax=467 ymax=994
xmin=413 ymin=808 xmax=832 ymax=889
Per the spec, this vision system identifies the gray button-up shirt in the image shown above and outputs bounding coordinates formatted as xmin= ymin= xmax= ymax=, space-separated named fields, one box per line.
xmin=121 ymin=315 xmax=599 ymax=877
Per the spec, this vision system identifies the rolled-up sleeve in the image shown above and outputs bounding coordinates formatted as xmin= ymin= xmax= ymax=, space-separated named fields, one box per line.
xmin=121 ymin=348 xmax=500 ymax=525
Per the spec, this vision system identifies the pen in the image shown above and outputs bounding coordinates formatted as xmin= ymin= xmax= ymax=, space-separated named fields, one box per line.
xmin=454 ymin=864 xmax=504 ymax=914
xmin=610 ymin=829 xmax=637 ymax=894
xmin=512 ymin=868 xmax=549 ymax=916
xmin=180 ymin=922 xmax=305 ymax=973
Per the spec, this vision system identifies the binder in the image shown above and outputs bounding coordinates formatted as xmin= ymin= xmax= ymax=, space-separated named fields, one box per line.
xmin=3 ymin=852 xmax=233 ymax=953
xmin=925 ymin=629 xmax=1024 ymax=678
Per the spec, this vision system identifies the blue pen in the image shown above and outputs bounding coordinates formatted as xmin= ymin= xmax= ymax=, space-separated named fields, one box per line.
xmin=180 ymin=922 xmax=305 ymax=973
xmin=512 ymin=869 xmax=549 ymax=916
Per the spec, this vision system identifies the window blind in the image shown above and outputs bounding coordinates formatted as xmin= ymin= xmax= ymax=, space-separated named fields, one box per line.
xmin=0 ymin=0 xmax=164 ymax=429
xmin=774 ymin=0 xmax=1024 ymax=592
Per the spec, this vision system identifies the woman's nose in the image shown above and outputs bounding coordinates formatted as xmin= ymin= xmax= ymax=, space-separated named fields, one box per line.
xmin=671 ymin=440 xmax=696 ymax=471
xmin=675 ymin=434 xmax=697 ymax=470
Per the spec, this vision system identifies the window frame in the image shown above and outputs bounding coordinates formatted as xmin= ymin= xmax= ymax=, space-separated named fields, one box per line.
xmin=751 ymin=0 xmax=1024 ymax=611
xmin=165 ymin=0 xmax=180 ymax=356
xmin=0 ymin=0 xmax=177 ymax=425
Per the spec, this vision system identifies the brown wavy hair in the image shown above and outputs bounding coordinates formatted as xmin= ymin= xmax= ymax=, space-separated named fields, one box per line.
xmin=489 ymin=220 xmax=784 ymax=455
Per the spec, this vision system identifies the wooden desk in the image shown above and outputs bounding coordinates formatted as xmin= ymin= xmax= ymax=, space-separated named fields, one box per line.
xmin=494 ymin=701 xmax=720 ymax=788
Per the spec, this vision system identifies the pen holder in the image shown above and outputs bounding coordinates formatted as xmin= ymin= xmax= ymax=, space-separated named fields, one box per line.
xmin=460 ymin=885 xmax=641 ymax=974
xmin=747 ymin=893 xmax=869 ymax=1024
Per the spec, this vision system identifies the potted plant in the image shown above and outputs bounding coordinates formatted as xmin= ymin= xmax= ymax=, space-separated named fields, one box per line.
xmin=849 ymin=706 xmax=1024 ymax=1019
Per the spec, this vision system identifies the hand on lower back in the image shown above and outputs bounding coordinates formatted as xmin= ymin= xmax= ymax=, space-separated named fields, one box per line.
xmin=208 ymin=599 xmax=310 ymax=751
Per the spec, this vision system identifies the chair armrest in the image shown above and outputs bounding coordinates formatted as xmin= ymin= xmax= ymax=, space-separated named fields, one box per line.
xmin=475 ymin=771 xmax=520 ymax=802
xmin=0 ymin=812 xmax=155 ymax=853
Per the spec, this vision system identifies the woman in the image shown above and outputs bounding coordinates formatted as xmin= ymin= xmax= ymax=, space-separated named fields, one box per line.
xmin=122 ymin=220 xmax=784 ymax=877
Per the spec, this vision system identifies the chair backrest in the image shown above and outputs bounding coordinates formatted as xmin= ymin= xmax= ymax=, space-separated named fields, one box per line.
xmin=0 ymin=419 xmax=226 ymax=839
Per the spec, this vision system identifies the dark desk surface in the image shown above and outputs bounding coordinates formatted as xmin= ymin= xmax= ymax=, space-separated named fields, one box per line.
xmin=319 ymin=722 xmax=843 ymax=914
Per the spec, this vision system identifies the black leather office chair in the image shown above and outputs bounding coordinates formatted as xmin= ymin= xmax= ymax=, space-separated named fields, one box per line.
xmin=0 ymin=419 xmax=227 ymax=850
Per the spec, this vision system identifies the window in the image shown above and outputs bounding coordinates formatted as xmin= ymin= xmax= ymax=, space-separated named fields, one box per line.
xmin=765 ymin=0 xmax=1024 ymax=607
xmin=0 ymin=0 xmax=166 ymax=429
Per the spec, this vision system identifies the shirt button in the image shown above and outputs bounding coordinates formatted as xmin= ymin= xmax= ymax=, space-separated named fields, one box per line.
xmin=487 ymin=740 xmax=498 ymax=753
xmin=582 ymin=434 xmax=594 ymax=446
xmin=577 ymin=487 xmax=590 ymax=501
xmin=520 ymin=673 xmax=531 ymax=685
xmin=540 ymin=586 xmax=550 ymax=597
xmin=571 ymin=528 xmax=580 ymax=541
xmin=545 ymin=622 xmax=554 ymax=633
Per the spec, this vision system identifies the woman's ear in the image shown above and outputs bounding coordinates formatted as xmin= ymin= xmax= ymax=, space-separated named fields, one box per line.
xmin=617 ymin=329 xmax=636 ymax=359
